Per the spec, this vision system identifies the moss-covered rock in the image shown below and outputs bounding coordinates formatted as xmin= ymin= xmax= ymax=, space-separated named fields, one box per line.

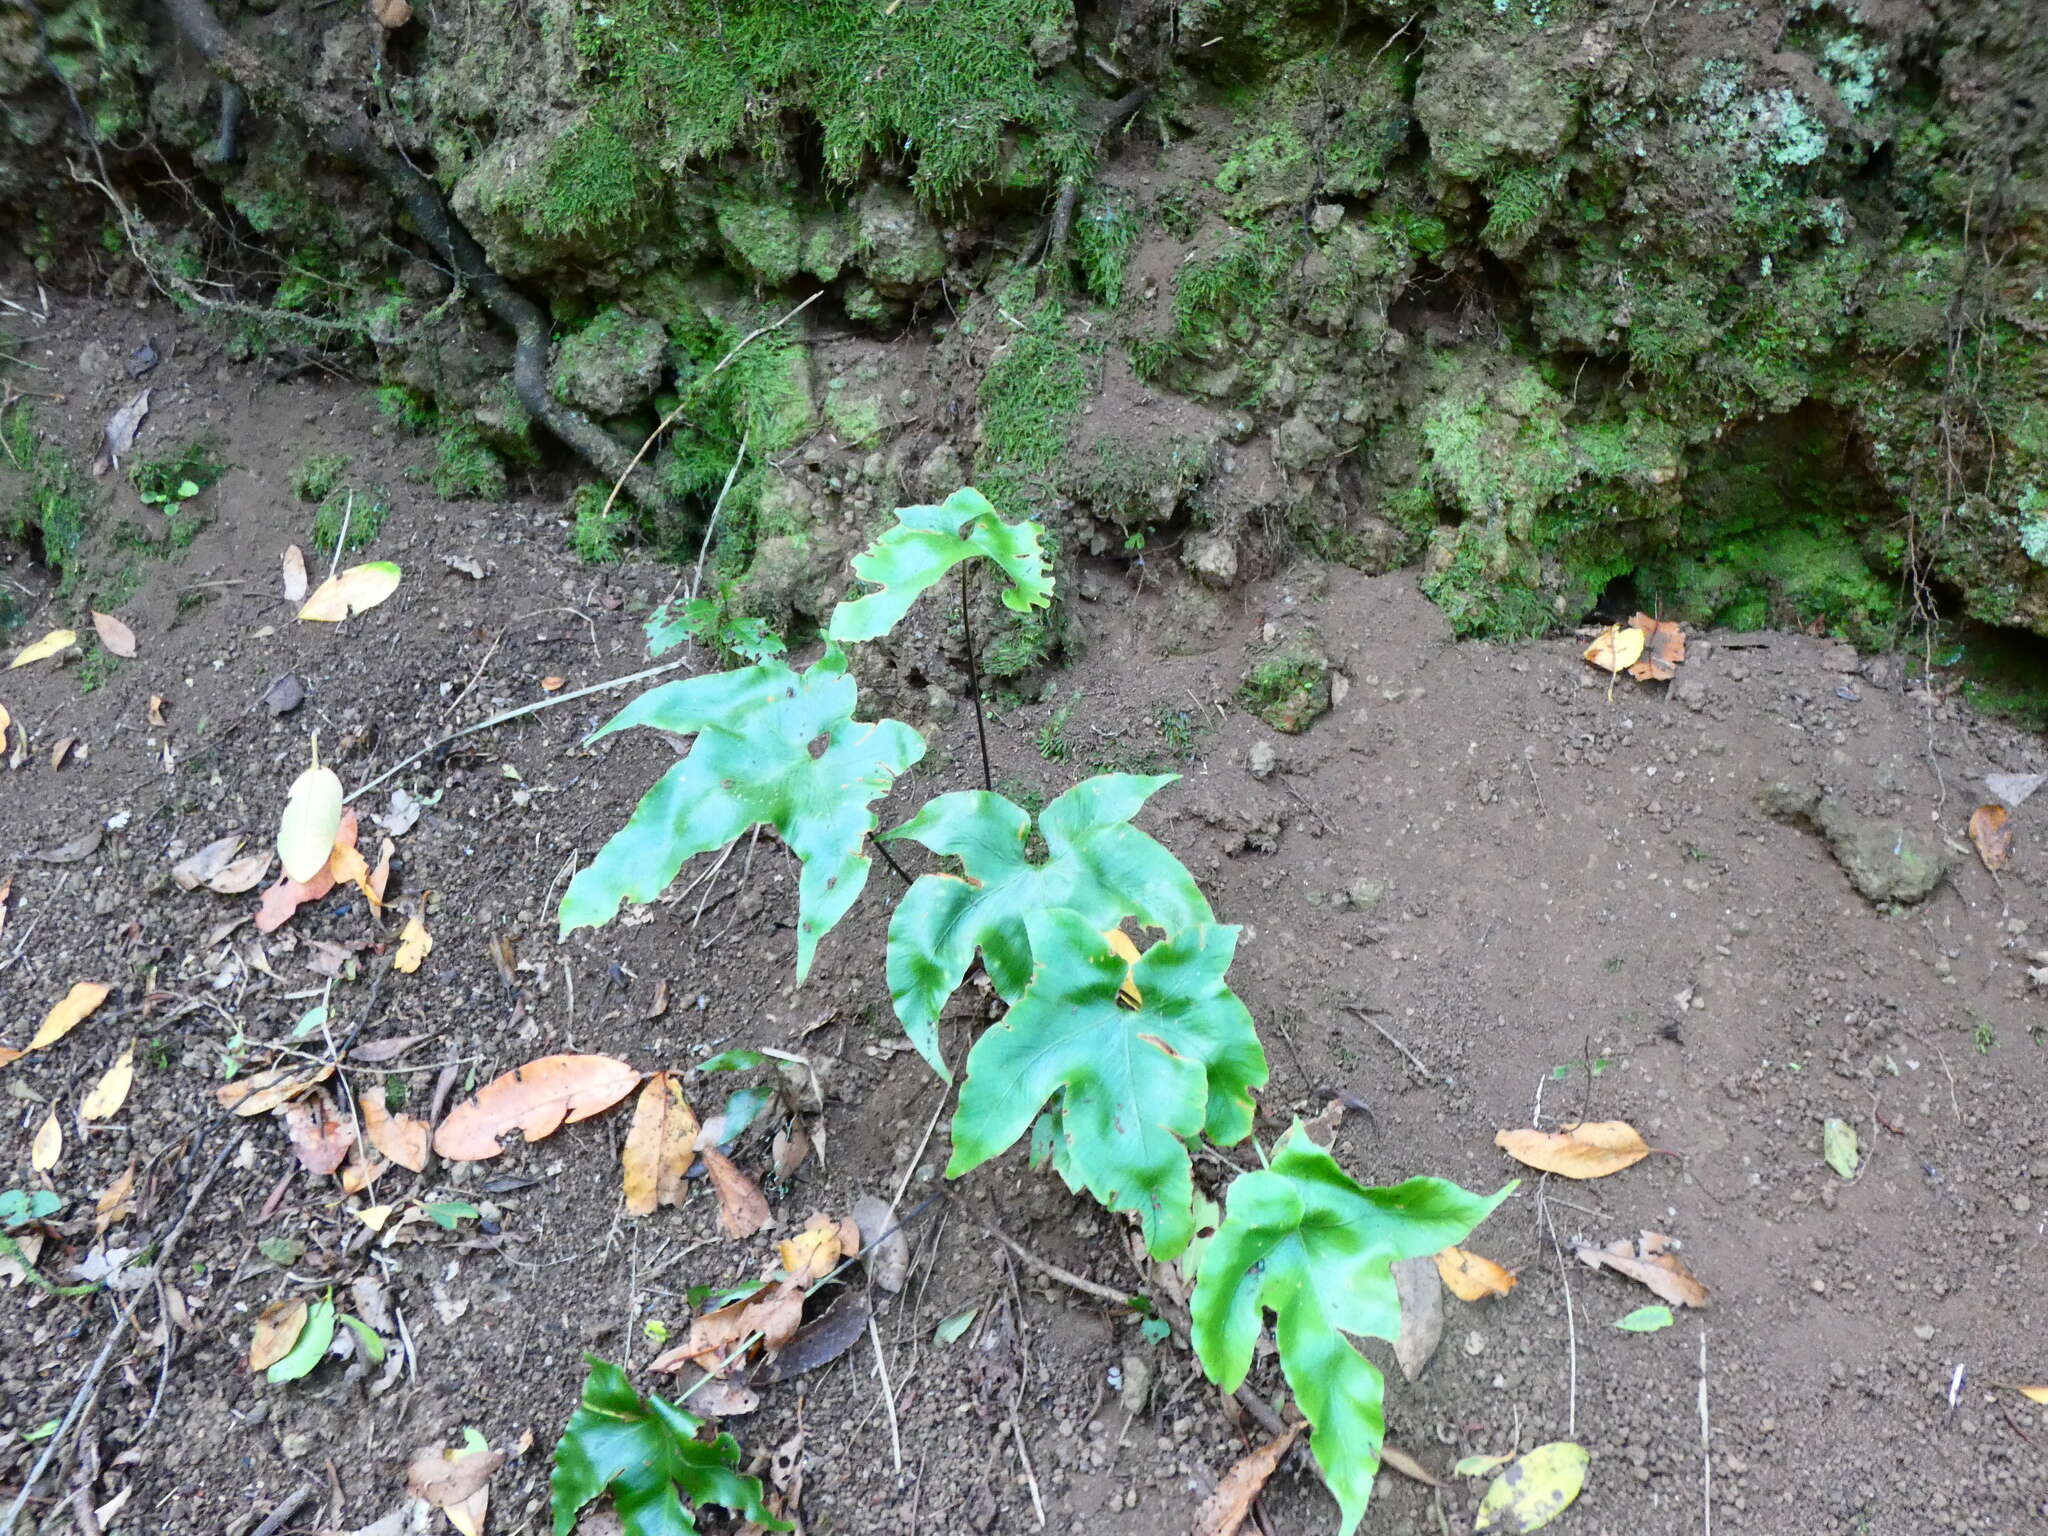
xmin=551 ymin=309 xmax=667 ymax=418
xmin=1240 ymin=638 xmax=1331 ymax=734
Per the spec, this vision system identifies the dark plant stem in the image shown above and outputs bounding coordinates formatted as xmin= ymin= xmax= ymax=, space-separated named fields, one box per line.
xmin=959 ymin=562 xmax=994 ymax=792
xmin=868 ymin=831 xmax=913 ymax=888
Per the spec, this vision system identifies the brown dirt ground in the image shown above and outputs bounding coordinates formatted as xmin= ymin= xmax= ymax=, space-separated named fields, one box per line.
xmin=3 ymin=301 xmax=2047 ymax=1536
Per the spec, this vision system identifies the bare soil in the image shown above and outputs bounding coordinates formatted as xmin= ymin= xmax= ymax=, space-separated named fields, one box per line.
xmin=3 ymin=302 xmax=2046 ymax=1536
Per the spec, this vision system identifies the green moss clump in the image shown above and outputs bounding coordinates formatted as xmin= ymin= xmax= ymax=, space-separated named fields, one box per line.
xmin=977 ymin=309 xmax=1096 ymax=494
xmin=432 ymin=426 xmax=508 ymax=501
xmin=1061 ymin=435 xmax=1211 ymax=536
xmin=0 ymin=404 xmax=95 ymax=600
xmin=312 ymin=487 xmax=393 ymax=557
xmin=376 ymin=386 xmax=436 ymax=433
xmin=570 ymin=484 xmax=634 ymax=563
xmin=1073 ymin=189 xmax=1139 ymax=307
xmin=291 ymin=453 xmax=352 ymax=504
xmin=1239 ymin=642 xmax=1331 ymax=734
xmin=716 ymin=201 xmax=804 ymax=286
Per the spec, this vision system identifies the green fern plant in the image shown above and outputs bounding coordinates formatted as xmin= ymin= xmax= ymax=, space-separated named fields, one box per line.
xmin=562 ymin=485 xmax=1509 ymax=1532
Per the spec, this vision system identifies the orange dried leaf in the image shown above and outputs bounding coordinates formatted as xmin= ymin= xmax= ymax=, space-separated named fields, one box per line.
xmin=1626 ymin=613 xmax=1686 ymax=681
xmin=1576 ymin=1231 xmax=1709 ymax=1309
xmin=777 ymin=1224 xmax=842 ymax=1289
xmin=216 ymin=1062 xmax=335 ymax=1117
xmin=147 ymin=695 xmax=166 ymax=727
xmin=360 ymin=1083 xmax=431 ymax=1172
xmin=1968 ymin=804 xmax=2013 ymax=873
xmin=1194 ymin=1423 xmax=1302 ymax=1536
xmin=540 ymin=676 xmax=566 ymax=692
xmin=283 ymin=1090 xmax=355 ymax=1176
xmin=431 ymin=1053 xmax=640 ymax=1163
xmin=702 ymin=1147 xmax=773 ymax=1239
xmin=1494 ymin=1120 xmax=1650 ymax=1180
xmin=621 ymin=1072 xmax=699 ymax=1217
xmin=1435 ymin=1245 xmax=1517 ymax=1301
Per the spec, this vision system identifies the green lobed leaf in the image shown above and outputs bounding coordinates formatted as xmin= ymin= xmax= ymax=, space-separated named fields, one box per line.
xmin=1190 ymin=1128 xmax=1516 ymax=1535
xmin=826 ymin=486 xmax=1053 ymax=643
xmin=560 ymin=649 xmax=925 ymax=982
xmin=948 ymin=911 xmax=1266 ymax=1259
xmin=882 ymin=773 xmax=1211 ymax=1076
xmin=551 ymin=1356 xmax=786 ymax=1536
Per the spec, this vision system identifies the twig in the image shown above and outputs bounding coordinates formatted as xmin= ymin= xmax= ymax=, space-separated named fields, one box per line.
xmin=1536 ymin=1185 xmax=1579 ymax=1437
xmin=326 ymin=492 xmax=352 ymax=584
xmin=345 ymin=658 xmax=688 ymax=803
xmin=891 ymin=1090 xmax=950 ymax=1211
xmin=1697 ymin=1327 xmax=1712 ymax=1536
xmin=686 ymin=429 xmax=748 ymax=605
xmin=1341 ymin=1003 xmax=1441 ymax=1084
xmin=1007 ymin=1397 xmax=1046 ymax=1527
xmin=0 ymin=872 xmax=75 ymax=975
xmin=868 ymin=831 xmax=914 ymax=888
xmin=248 ymin=1485 xmax=316 ymax=1536
xmin=870 ymin=1316 xmax=904 ymax=1475
xmin=972 ymin=1218 xmax=1128 ymax=1306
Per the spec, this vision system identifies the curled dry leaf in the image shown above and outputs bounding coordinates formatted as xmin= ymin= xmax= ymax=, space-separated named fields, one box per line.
xmin=283 ymin=1090 xmax=355 ymax=1176
xmin=30 ymin=1107 xmax=61 ymax=1172
xmin=702 ymin=1147 xmax=773 ymax=1239
xmin=1626 ymin=613 xmax=1686 ymax=681
xmin=360 ymin=1083 xmax=431 ymax=1172
xmin=32 ymin=981 xmax=111 ymax=1050
xmin=621 ymin=1072 xmax=699 ymax=1217
xmin=1575 ymin=1231 xmax=1708 ymax=1309
xmin=80 ymin=1043 xmax=135 ymax=1121
xmin=147 ymin=695 xmax=166 ymax=727
xmin=9 ymin=629 xmax=76 ymax=669
xmin=406 ymin=1445 xmax=505 ymax=1512
xmin=431 ymin=1053 xmax=640 ymax=1163
xmin=1494 ymin=1120 xmax=1650 ymax=1180
xmin=1379 ymin=1445 xmax=1442 ymax=1487
xmin=1435 ymin=1245 xmax=1517 ymax=1301
xmin=299 ymin=561 xmax=402 ymax=623
xmin=1581 ymin=624 xmax=1645 ymax=676
xmin=393 ymin=913 xmax=433 ymax=973
xmin=95 ymin=1160 xmax=137 ymax=1233
xmin=1193 ymin=1422 xmax=1302 ymax=1536
xmin=90 ymin=611 xmax=137 ymax=659
xmin=216 ymin=1061 xmax=335 ymax=1117
xmin=852 ymin=1196 xmax=908 ymax=1293
xmin=1968 ymin=803 xmax=2013 ymax=873
xmin=662 ymin=1279 xmax=806 ymax=1376
xmin=209 ymin=851 xmax=273 ymax=895
xmin=249 ymin=1298 xmax=309 ymax=1372
xmin=1392 ymin=1253 xmax=1443 ymax=1383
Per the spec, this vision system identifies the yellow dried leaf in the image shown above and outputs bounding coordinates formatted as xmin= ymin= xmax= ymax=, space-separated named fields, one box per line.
xmin=1475 ymin=1441 xmax=1589 ymax=1532
xmin=2011 ymin=1386 xmax=2048 ymax=1405
xmin=1494 ymin=1120 xmax=1651 ymax=1180
xmin=32 ymin=981 xmax=111 ymax=1050
xmin=8 ymin=628 xmax=75 ymax=668
xmin=30 ymin=1107 xmax=61 ymax=1171
xmin=393 ymin=913 xmax=432 ymax=973
xmin=776 ymin=1224 xmax=842 ymax=1288
xmin=0 ymin=702 xmax=10 ymax=753
xmin=80 ymin=1043 xmax=135 ymax=1121
xmin=215 ymin=1062 xmax=335 ymax=1116
xmin=1435 ymin=1245 xmax=1517 ymax=1301
xmin=95 ymin=1161 xmax=137 ymax=1233
xmin=355 ymin=1204 xmax=397 ymax=1232
xmin=1581 ymin=624 xmax=1644 ymax=676
xmin=249 ymin=1299 xmax=309 ymax=1372
xmin=621 ymin=1072 xmax=698 ymax=1217
xmin=299 ymin=561 xmax=401 ymax=622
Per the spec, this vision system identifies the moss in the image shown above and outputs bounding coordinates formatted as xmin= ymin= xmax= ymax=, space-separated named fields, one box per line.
xmin=822 ymin=386 xmax=883 ymax=446
xmin=1073 ymin=189 xmax=1139 ymax=307
xmin=570 ymin=483 xmax=634 ymax=563
xmin=1060 ymin=435 xmax=1212 ymax=535
xmin=1239 ymin=640 xmax=1331 ymax=734
xmin=291 ymin=453 xmax=352 ymax=504
xmin=1171 ymin=230 xmax=1289 ymax=358
xmin=376 ymin=386 xmax=436 ymax=433
xmin=551 ymin=308 xmax=668 ymax=418
xmin=0 ymin=403 xmax=95 ymax=599
xmin=312 ymin=486 xmax=392 ymax=557
xmin=716 ymin=200 xmax=804 ymax=288
xmin=1213 ymin=51 xmax=1406 ymax=219
xmin=976 ymin=308 xmax=1097 ymax=505
xmin=431 ymin=426 xmax=508 ymax=501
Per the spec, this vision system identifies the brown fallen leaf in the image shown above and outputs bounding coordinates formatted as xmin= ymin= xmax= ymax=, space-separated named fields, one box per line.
xmin=280 ymin=545 xmax=309 ymax=603
xmin=91 ymin=611 xmax=138 ymax=659
xmin=702 ymin=1147 xmax=773 ymax=1239
xmin=31 ymin=828 xmax=102 ymax=864
xmin=749 ymin=1291 xmax=871 ymax=1386
xmin=408 ymin=1443 xmax=503 ymax=1536
xmin=351 ymin=1033 xmax=432 ymax=1064
xmin=283 ymin=1090 xmax=355 ymax=1176
xmin=172 ymin=835 xmax=246 ymax=891
xmin=540 ymin=675 xmax=566 ymax=692
xmin=216 ymin=1062 xmax=335 ymax=1117
xmin=360 ymin=1083 xmax=431 ymax=1172
xmin=1576 ymin=1231 xmax=1708 ymax=1309
xmin=1626 ymin=613 xmax=1686 ymax=681
xmin=622 ymin=1072 xmax=699 ymax=1217
xmin=95 ymin=1160 xmax=137 ymax=1233
xmin=1392 ymin=1254 xmax=1442 ymax=1382
xmin=254 ymin=812 xmax=358 ymax=934
xmin=80 ymin=1043 xmax=136 ymax=1121
xmin=367 ymin=837 xmax=394 ymax=911
xmin=1380 ymin=1444 xmax=1443 ymax=1487
xmin=1194 ymin=1422 xmax=1302 ymax=1536
xmin=1968 ymin=804 xmax=2013 ymax=873
xmin=852 ymin=1197 xmax=909 ymax=1294
xmin=1494 ymin=1120 xmax=1651 ymax=1180
xmin=93 ymin=387 xmax=149 ymax=475
xmin=771 ymin=1121 xmax=812 ymax=1182
xmin=48 ymin=736 xmax=76 ymax=770
xmin=147 ymin=695 xmax=166 ymax=727
xmin=1435 ymin=1245 xmax=1518 ymax=1301
xmin=32 ymin=981 xmax=111 ymax=1051
xmin=662 ymin=1279 xmax=805 ymax=1374
xmin=339 ymin=1149 xmax=391 ymax=1197
xmin=249 ymin=1298 xmax=309 ymax=1372
xmin=209 ymin=851 xmax=273 ymax=895
xmin=431 ymin=1053 xmax=641 ymax=1162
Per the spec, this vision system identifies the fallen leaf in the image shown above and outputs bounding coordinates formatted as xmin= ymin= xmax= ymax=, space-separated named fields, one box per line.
xmin=283 ymin=1091 xmax=355 ymax=1176
xmin=280 ymin=546 xmax=309 ymax=603
xmin=47 ymin=736 xmax=75 ymax=770
xmin=360 ymin=1083 xmax=431 ymax=1172
xmin=95 ymin=1161 xmax=138 ymax=1232
xmin=1967 ymin=804 xmax=2013 ymax=873
xmin=702 ymin=1147 xmax=773 ymax=1239
xmin=1194 ymin=1423 xmax=1302 ymax=1536
xmin=1435 ymin=1245 xmax=1517 ymax=1301
xmin=1391 ymin=1253 xmax=1442 ymax=1382
xmin=1455 ymin=1453 xmax=1517 ymax=1477
xmin=442 ymin=554 xmax=485 ymax=579
xmin=256 ymin=813 xmax=355 ymax=932
xmin=339 ymin=1150 xmax=390 ymax=1196
xmin=777 ymin=1222 xmax=842 ymax=1288
xmin=80 ymin=1043 xmax=135 ymax=1120
xmin=371 ymin=788 xmax=423 ymax=836
xmin=432 ymin=1054 xmax=641 ymax=1162
xmin=669 ymin=1279 xmax=804 ymax=1370
xmin=248 ymin=1299 xmax=309 ymax=1372
xmin=9 ymin=629 xmax=76 ymax=669
xmin=751 ymin=1291 xmax=872 ymax=1384
xmin=1474 ymin=1441 xmax=1589 ymax=1533
xmin=31 ymin=828 xmax=102 ymax=863
xmin=1985 ymin=772 xmax=2044 ymax=810
xmin=1575 ymin=1231 xmax=1708 ymax=1309
xmin=852 ymin=1196 xmax=909 ymax=1293
xmin=1822 ymin=1117 xmax=1859 ymax=1179
xmin=1379 ymin=1444 xmax=1442 ymax=1487
xmin=30 ymin=1107 xmax=61 ymax=1171
xmin=1582 ymin=624 xmax=1645 ymax=676
xmin=261 ymin=674 xmax=305 ymax=716
xmin=1615 ymin=1304 xmax=1675 ymax=1332
xmin=367 ymin=838 xmax=394 ymax=910
xmin=2007 ymin=1385 xmax=2048 ymax=1405
xmin=933 ymin=1308 xmax=977 ymax=1344
xmin=328 ymin=838 xmax=372 ymax=901
xmin=209 ymin=851 xmax=273 ymax=895
xmin=771 ymin=1121 xmax=812 ymax=1181
xmin=621 ymin=1072 xmax=699 ymax=1217
xmin=0 ymin=704 xmax=9 ymax=756
xmin=91 ymin=612 xmax=137 ymax=659
xmin=32 ymin=981 xmax=111 ymax=1050
xmin=147 ymin=695 xmax=166 ymax=727
xmin=540 ymin=675 xmax=566 ymax=692
xmin=1625 ymin=612 xmax=1686 ymax=681
xmin=393 ymin=913 xmax=432 ymax=973
xmin=172 ymin=835 xmax=247 ymax=891
xmin=300 ymin=561 xmax=402 ymax=622
xmin=216 ymin=1062 xmax=335 ymax=1117
xmin=406 ymin=1444 xmax=505 ymax=1516
xmin=93 ymin=387 xmax=149 ymax=474
xmin=352 ymin=1033 xmax=431 ymax=1064
xmin=372 ymin=0 xmax=413 ymax=28
xmin=1101 ymin=926 xmax=1144 ymax=1008
xmin=278 ymin=762 xmax=345 ymax=883
xmin=1494 ymin=1120 xmax=1650 ymax=1180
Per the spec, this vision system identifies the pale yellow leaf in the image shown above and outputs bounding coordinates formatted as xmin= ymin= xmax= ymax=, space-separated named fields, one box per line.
xmin=80 ymin=1043 xmax=135 ymax=1121
xmin=393 ymin=914 xmax=432 ymax=973
xmin=299 ymin=561 xmax=401 ymax=622
xmin=355 ymin=1204 xmax=397 ymax=1232
xmin=8 ymin=629 xmax=75 ymax=669
xmin=1101 ymin=927 xmax=1143 ymax=1008
xmin=278 ymin=763 xmax=345 ymax=883
xmin=90 ymin=612 xmax=137 ymax=658
xmin=30 ymin=1107 xmax=61 ymax=1171
xmin=280 ymin=545 xmax=309 ymax=603
xmin=1435 ymin=1244 xmax=1518 ymax=1301
xmin=1581 ymin=624 xmax=1645 ymax=676
xmin=32 ymin=981 xmax=111 ymax=1050
xmin=1494 ymin=1120 xmax=1650 ymax=1179
xmin=2011 ymin=1385 xmax=2048 ymax=1405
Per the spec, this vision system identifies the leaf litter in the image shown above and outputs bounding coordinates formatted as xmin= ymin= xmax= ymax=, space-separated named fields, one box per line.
xmin=1575 ymin=1230 xmax=1708 ymax=1308
xmin=431 ymin=1054 xmax=640 ymax=1162
xmin=1495 ymin=1119 xmax=1651 ymax=1179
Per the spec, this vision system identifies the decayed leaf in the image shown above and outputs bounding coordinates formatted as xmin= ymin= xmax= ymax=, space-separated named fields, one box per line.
xmin=1626 ymin=613 xmax=1686 ymax=681
xmin=80 ymin=1043 xmax=135 ymax=1120
xmin=249 ymin=1299 xmax=309 ymax=1371
xmin=32 ymin=981 xmax=111 ymax=1050
xmin=147 ymin=695 xmax=166 ymax=727
xmin=209 ymin=851 xmax=273 ymax=895
xmin=853 ymin=1197 xmax=909 ymax=1293
xmin=255 ymin=813 xmax=357 ymax=933
xmin=1581 ymin=624 xmax=1645 ymax=676
xmin=1193 ymin=1423 xmax=1302 ymax=1536
xmin=172 ymin=835 xmax=246 ymax=891
xmin=367 ymin=838 xmax=394 ymax=911
xmin=1968 ymin=804 xmax=2013 ymax=872
xmin=1435 ymin=1245 xmax=1517 ymax=1301
xmin=299 ymin=561 xmax=402 ymax=622
xmin=1575 ymin=1231 xmax=1708 ymax=1309
xmin=407 ymin=1443 xmax=505 ymax=1536
xmin=431 ymin=1054 xmax=640 ymax=1162
xmin=360 ymin=1084 xmax=431 ymax=1172
xmin=1455 ymin=1452 xmax=1517 ymax=1477
xmin=9 ymin=629 xmax=75 ymax=669
xmin=1474 ymin=1441 xmax=1590 ymax=1532
xmin=216 ymin=1062 xmax=335 ymax=1117
xmin=702 ymin=1147 xmax=773 ymax=1239
xmin=1822 ymin=1117 xmax=1860 ymax=1179
xmin=280 ymin=546 xmax=309 ymax=603
xmin=1391 ymin=1254 xmax=1442 ymax=1383
xmin=283 ymin=1091 xmax=355 ymax=1176
xmin=622 ymin=1073 xmax=699 ymax=1216
xmin=660 ymin=1280 xmax=805 ymax=1376
xmin=1494 ymin=1120 xmax=1650 ymax=1180
xmin=95 ymin=1161 xmax=137 ymax=1232
xmin=776 ymin=1220 xmax=842 ymax=1288
xmin=2008 ymin=1385 xmax=2048 ymax=1405
xmin=393 ymin=913 xmax=432 ymax=973
xmin=30 ymin=1107 xmax=61 ymax=1171
xmin=91 ymin=611 xmax=137 ymax=659
xmin=1379 ymin=1445 xmax=1442 ymax=1487
xmin=279 ymin=762 xmax=345 ymax=883
xmin=94 ymin=387 xmax=149 ymax=474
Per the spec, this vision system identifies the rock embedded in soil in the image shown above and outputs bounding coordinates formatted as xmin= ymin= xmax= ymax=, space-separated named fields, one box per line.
xmin=1757 ymin=782 xmax=1947 ymax=906
xmin=1185 ymin=531 xmax=1239 ymax=589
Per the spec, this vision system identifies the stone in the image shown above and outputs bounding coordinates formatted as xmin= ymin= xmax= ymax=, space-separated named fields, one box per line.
xmin=549 ymin=310 xmax=666 ymax=419
xmin=1248 ymin=741 xmax=1277 ymax=780
xmin=855 ymin=186 xmax=946 ymax=297
xmin=915 ymin=442 xmax=966 ymax=501
xmin=1347 ymin=879 xmax=1386 ymax=912
xmin=715 ymin=200 xmax=802 ymax=286
xmin=1415 ymin=42 xmax=1581 ymax=169
xmin=1673 ymin=677 xmax=1709 ymax=712
xmin=1184 ymin=531 xmax=1238 ymax=589
xmin=1273 ymin=410 xmax=1335 ymax=472
xmin=1761 ymin=782 xmax=1945 ymax=906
